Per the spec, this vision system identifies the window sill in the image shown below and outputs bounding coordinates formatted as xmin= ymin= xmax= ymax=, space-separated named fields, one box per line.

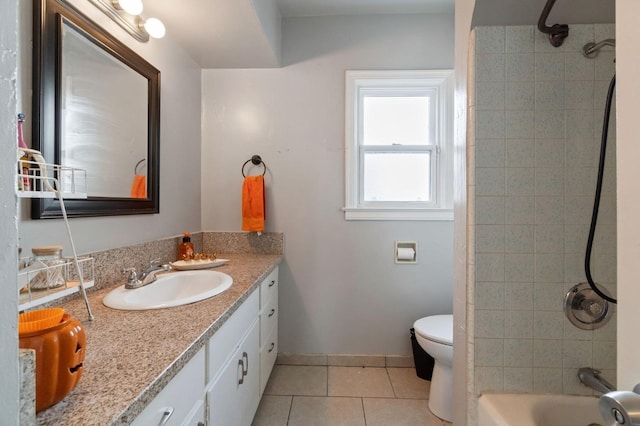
xmin=342 ymin=207 xmax=453 ymax=221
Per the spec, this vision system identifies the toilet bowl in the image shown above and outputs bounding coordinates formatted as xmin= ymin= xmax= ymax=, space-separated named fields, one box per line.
xmin=413 ymin=314 xmax=453 ymax=422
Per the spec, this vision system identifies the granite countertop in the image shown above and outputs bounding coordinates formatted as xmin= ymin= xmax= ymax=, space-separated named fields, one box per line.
xmin=36 ymin=253 xmax=282 ymax=426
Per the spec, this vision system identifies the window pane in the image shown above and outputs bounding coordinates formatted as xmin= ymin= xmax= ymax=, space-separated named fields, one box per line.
xmin=363 ymin=96 xmax=430 ymax=145
xmin=363 ymin=152 xmax=431 ymax=202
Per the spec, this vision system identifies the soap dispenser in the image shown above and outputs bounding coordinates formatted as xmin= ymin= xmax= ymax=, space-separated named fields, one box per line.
xmin=178 ymin=232 xmax=194 ymax=260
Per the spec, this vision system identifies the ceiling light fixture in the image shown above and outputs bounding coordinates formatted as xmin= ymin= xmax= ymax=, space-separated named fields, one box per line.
xmin=89 ymin=0 xmax=165 ymax=42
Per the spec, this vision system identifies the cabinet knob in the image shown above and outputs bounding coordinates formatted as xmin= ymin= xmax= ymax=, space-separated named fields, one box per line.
xmin=268 ymin=308 xmax=275 ymax=317
xmin=269 ymin=280 xmax=275 ymax=287
xmin=268 ymin=342 xmax=275 ymax=353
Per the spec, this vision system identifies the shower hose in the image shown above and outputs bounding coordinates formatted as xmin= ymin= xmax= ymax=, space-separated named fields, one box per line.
xmin=585 ymin=74 xmax=617 ymax=304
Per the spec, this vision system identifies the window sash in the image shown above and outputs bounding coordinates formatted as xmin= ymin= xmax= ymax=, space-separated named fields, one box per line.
xmin=358 ymin=145 xmax=438 ymax=208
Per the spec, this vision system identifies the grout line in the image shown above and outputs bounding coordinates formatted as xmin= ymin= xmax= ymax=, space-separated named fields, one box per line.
xmin=386 ymin=367 xmax=398 ymax=398
xmin=361 ymin=397 xmax=367 ymax=426
xmin=286 ymin=395 xmax=293 ymax=426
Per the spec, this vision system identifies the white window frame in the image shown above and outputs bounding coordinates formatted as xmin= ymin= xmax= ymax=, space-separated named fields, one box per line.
xmin=344 ymin=70 xmax=454 ymax=221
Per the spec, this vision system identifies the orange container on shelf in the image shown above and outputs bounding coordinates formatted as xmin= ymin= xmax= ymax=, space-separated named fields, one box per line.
xmin=18 ymin=307 xmax=65 ymax=334
xmin=19 ymin=313 xmax=86 ymax=412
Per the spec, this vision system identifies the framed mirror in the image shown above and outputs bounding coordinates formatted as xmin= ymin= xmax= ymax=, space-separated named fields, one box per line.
xmin=32 ymin=0 xmax=160 ymax=218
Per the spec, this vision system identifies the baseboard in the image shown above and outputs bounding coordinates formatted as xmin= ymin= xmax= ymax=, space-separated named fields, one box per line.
xmin=276 ymin=353 xmax=414 ymax=368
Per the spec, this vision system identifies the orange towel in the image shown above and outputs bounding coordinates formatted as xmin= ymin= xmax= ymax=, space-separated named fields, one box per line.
xmin=130 ymin=175 xmax=147 ymax=198
xmin=242 ymin=175 xmax=265 ymax=232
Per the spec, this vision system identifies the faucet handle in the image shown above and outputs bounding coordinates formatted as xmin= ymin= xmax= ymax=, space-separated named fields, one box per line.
xmin=149 ymin=258 xmax=161 ymax=266
xmin=122 ymin=267 xmax=138 ymax=282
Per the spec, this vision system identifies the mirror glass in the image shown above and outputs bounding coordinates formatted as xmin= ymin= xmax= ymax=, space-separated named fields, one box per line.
xmin=61 ymin=22 xmax=148 ymax=198
xmin=32 ymin=0 xmax=160 ymax=218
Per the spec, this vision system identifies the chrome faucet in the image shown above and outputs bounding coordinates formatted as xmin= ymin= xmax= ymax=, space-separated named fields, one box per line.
xmin=123 ymin=260 xmax=172 ymax=289
xmin=579 ymin=367 xmax=616 ymax=394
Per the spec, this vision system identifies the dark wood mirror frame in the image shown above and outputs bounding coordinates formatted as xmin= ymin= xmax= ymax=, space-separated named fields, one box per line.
xmin=32 ymin=0 xmax=160 ymax=218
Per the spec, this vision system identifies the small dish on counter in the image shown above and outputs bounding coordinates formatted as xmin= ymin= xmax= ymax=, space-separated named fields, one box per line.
xmin=170 ymin=258 xmax=229 ymax=270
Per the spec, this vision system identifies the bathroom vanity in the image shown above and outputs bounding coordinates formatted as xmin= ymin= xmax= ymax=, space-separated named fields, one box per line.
xmin=35 ymin=253 xmax=281 ymax=425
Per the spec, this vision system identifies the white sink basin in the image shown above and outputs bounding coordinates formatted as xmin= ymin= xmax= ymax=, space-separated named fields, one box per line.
xmin=103 ymin=270 xmax=233 ymax=310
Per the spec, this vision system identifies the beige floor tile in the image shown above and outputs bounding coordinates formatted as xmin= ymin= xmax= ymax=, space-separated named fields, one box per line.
xmin=252 ymin=395 xmax=292 ymax=426
xmin=264 ymin=365 xmax=327 ymax=396
xmin=327 ymin=354 xmax=385 ymax=367
xmin=363 ymin=398 xmax=444 ymax=426
xmin=387 ymin=367 xmax=431 ymax=399
xmin=328 ymin=367 xmax=394 ymax=398
xmin=288 ymin=396 xmax=365 ymax=426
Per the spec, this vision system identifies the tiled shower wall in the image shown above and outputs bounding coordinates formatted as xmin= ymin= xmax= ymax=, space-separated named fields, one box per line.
xmin=471 ymin=25 xmax=617 ymax=395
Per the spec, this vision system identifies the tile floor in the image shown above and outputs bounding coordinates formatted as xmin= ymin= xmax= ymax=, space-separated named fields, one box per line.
xmin=252 ymin=365 xmax=452 ymax=426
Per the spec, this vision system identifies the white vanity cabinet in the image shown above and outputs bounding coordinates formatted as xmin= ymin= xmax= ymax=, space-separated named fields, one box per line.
xmin=259 ymin=267 xmax=278 ymax=395
xmin=132 ymin=347 xmax=206 ymax=426
xmin=132 ymin=266 xmax=279 ymax=426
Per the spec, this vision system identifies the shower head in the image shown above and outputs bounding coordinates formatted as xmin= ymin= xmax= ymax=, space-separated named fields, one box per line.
xmin=583 ymin=39 xmax=616 ymax=58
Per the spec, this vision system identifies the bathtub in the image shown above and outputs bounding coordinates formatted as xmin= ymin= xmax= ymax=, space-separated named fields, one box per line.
xmin=478 ymin=393 xmax=604 ymax=426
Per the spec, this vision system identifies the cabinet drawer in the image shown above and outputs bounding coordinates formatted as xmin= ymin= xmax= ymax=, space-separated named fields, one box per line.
xmin=259 ymin=296 xmax=278 ymax=347
xmin=259 ymin=267 xmax=278 ymax=308
xmin=207 ymin=290 xmax=259 ymax=383
xmin=259 ymin=328 xmax=278 ymax=396
xmin=132 ymin=348 xmax=205 ymax=426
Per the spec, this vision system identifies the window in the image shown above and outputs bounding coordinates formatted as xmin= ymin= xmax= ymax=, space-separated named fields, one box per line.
xmin=344 ymin=70 xmax=454 ymax=220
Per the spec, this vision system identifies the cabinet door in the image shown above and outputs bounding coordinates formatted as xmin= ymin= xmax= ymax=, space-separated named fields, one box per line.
xmin=132 ymin=348 xmax=205 ymax=426
xmin=207 ymin=319 xmax=260 ymax=426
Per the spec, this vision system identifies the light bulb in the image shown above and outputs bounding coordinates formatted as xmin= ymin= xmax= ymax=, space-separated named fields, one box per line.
xmin=113 ymin=0 xmax=143 ymax=15
xmin=143 ymin=18 xmax=165 ymax=39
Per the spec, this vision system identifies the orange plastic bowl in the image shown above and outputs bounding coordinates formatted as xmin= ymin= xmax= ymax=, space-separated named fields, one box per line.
xmin=18 ymin=308 xmax=65 ymax=335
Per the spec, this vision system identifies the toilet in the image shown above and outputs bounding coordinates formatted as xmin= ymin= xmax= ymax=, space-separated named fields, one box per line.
xmin=413 ymin=314 xmax=453 ymax=422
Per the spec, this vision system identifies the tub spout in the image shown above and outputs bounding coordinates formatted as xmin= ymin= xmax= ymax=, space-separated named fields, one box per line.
xmin=579 ymin=367 xmax=616 ymax=394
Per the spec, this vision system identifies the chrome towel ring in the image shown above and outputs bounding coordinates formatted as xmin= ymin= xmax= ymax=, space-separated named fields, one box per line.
xmin=242 ymin=155 xmax=266 ymax=177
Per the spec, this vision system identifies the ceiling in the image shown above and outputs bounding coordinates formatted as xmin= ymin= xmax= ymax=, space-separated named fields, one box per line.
xmin=142 ymin=0 xmax=614 ymax=69
xmin=142 ymin=0 xmax=454 ymax=68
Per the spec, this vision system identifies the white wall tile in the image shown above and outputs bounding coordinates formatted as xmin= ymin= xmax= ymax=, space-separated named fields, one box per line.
xmin=565 ymin=138 xmax=595 ymax=168
xmin=533 ymin=283 xmax=566 ymax=311
xmin=562 ymin=340 xmax=593 ymax=368
xmin=503 ymin=367 xmax=533 ymax=392
xmin=477 ymin=110 xmax=506 ymax=138
xmin=504 ymin=339 xmax=533 ymax=367
xmin=505 ymin=254 xmax=534 ymax=282
xmin=535 ymin=138 xmax=565 ymax=168
xmin=535 ymin=253 xmax=564 ymax=282
xmin=505 ymin=82 xmax=534 ymax=110
xmin=534 ymin=111 xmax=565 ymax=139
xmin=533 ymin=310 xmax=564 ymax=339
xmin=475 ymin=338 xmax=504 ymax=366
xmin=476 ymin=310 xmax=505 ymax=338
xmin=476 ymin=27 xmax=505 ymax=53
xmin=476 ymin=253 xmax=505 ymax=282
xmin=533 ymin=368 xmax=563 ymax=393
xmin=564 ymin=52 xmax=595 ymax=81
xmin=475 ymin=366 xmax=504 ymax=392
xmin=533 ymin=339 xmax=563 ymax=367
xmin=506 ymin=139 xmax=534 ymax=167
xmin=535 ymin=81 xmax=564 ymax=110
xmin=535 ymin=224 xmax=564 ymax=253
xmin=506 ymin=167 xmax=534 ymax=196
xmin=476 ymin=54 xmax=505 ymax=82
xmin=504 ymin=282 xmax=533 ymax=310
xmin=535 ymin=168 xmax=564 ymax=196
xmin=505 ymin=196 xmax=534 ymax=224
xmin=506 ymin=110 xmax=535 ymax=138
xmin=535 ymin=197 xmax=564 ymax=224
xmin=476 ymin=168 xmax=506 ymax=196
xmin=477 ymin=81 xmax=505 ymax=110
xmin=534 ymin=53 xmax=565 ymax=81
xmin=565 ymin=80 xmax=594 ymax=110
xmin=506 ymin=26 xmax=534 ymax=53
xmin=476 ymin=225 xmax=505 ymax=253
xmin=504 ymin=225 xmax=534 ymax=253
xmin=504 ymin=311 xmax=533 ymax=339
xmin=475 ymin=281 xmax=505 ymax=310
xmin=476 ymin=139 xmax=505 ymax=167
xmin=476 ymin=196 xmax=505 ymax=224
xmin=505 ymin=53 xmax=535 ymax=82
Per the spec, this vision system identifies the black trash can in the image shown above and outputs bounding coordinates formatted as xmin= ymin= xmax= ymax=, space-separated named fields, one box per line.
xmin=410 ymin=328 xmax=435 ymax=380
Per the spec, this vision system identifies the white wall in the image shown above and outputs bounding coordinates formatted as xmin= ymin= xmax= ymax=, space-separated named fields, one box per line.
xmin=202 ymin=13 xmax=455 ymax=355
xmin=0 ymin=0 xmax=20 ymax=422
xmin=616 ymin=0 xmax=640 ymax=392
xmin=17 ymin=0 xmax=202 ymax=255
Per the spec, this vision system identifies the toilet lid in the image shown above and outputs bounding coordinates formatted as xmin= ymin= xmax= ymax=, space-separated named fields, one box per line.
xmin=414 ymin=315 xmax=453 ymax=346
